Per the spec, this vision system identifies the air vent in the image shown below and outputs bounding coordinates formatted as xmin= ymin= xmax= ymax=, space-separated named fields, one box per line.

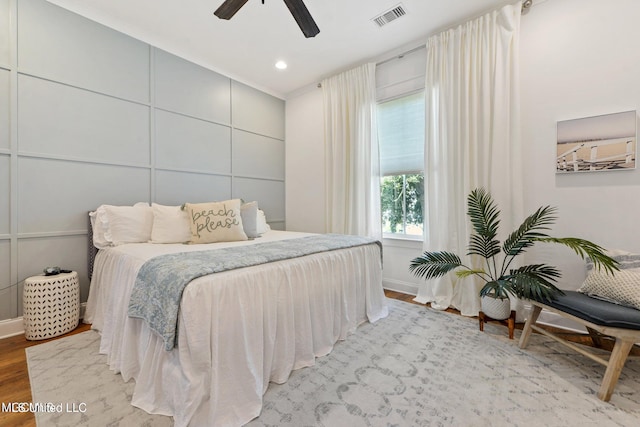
xmin=372 ymin=4 xmax=407 ymax=27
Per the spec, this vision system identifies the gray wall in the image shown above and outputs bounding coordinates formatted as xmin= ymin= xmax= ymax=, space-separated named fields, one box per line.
xmin=0 ymin=0 xmax=285 ymax=321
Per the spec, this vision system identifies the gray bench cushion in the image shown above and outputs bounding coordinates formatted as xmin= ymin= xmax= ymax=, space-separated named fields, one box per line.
xmin=540 ymin=291 xmax=640 ymax=330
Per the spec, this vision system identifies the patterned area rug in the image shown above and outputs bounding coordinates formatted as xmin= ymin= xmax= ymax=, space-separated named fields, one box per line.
xmin=27 ymin=299 xmax=640 ymax=426
xmin=26 ymin=330 xmax=172 ymax=427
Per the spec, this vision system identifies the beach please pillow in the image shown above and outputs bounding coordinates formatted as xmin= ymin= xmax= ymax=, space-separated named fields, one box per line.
xmin=183 ymin=199 xmax=248 ymax=244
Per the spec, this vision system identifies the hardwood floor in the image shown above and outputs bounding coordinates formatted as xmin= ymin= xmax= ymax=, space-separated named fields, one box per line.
xmin=0 ymin=322 xmax=91 ymax=427
xmin=0 ymin=290 xmax=635 ymax=426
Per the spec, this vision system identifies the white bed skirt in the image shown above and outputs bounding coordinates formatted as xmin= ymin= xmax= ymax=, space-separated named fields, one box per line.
xmin=85 ymin=232 xmax=388 ymax=426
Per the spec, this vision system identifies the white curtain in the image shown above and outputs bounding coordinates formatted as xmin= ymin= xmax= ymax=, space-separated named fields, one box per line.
xmin=323 ymin=63 xmax=381 ymax=239
xmin=415 ymin=2 xmax=524 ymax=316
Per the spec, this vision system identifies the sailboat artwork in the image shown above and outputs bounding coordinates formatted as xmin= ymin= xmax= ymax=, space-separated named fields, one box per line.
xmin=557 ymin=110 xmax=637 ymax=173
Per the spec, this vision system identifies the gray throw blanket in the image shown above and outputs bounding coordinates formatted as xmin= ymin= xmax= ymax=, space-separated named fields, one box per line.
xmin=127 ymin=234 xmax=380 ymax=350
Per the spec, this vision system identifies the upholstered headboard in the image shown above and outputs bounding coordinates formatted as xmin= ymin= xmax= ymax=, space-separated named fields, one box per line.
xmin=88 ymin=211 xmax=99 ymax=281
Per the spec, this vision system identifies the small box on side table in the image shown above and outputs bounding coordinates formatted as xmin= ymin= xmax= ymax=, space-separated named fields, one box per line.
xmin=23 ymin=271 xmax=80 ymax=340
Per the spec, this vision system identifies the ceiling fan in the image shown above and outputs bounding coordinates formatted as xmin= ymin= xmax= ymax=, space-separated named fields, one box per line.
xmin=214 ymin=0 xmax=320 ymax=38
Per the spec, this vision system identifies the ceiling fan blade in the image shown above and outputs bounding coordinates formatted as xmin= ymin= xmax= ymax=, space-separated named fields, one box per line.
xmin=214 ymin=0 xmax=250 ymax=20
xmin=282 ymin=0 xmax=320 ymax=38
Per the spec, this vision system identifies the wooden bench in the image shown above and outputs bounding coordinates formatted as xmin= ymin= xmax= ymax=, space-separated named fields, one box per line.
xmin=519 ymin=291 xmax=640 ymax=402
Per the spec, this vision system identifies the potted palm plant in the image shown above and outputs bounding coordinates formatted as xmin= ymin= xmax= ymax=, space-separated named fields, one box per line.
xmin=409 ymin=188 xmax=618 ymax=319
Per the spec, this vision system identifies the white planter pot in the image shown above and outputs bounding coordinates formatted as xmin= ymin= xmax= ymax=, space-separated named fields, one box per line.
xmin=481 ymin=295 xmax=511 ymax=320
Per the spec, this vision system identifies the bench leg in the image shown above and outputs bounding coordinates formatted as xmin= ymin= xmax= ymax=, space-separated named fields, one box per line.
xmin=598 ymin=338 xmax=634 ymax=401
xmin=518 ymin=304 xmax=542 ymax=349
xmin=586 ymin=327 xmax=605 ymax=348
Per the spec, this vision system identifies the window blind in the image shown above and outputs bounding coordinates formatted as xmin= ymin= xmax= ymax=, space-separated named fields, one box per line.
xmin=377 ymin=91 xmax=425 ymax=176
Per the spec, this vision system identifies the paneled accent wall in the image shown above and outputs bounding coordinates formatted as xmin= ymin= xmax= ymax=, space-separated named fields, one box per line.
xmin=0 ymin=0 xmax=285 ymax=322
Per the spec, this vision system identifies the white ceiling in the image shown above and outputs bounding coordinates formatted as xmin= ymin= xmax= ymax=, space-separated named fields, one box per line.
xmin=45 ymin=0 xmax=512 ymax=99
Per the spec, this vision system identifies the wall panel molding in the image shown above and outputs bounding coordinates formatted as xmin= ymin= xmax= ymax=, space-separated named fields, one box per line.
xmin=0 ymin=155 xmax=9 ymax=234
xmin=17 ymin=0 xmax=150 ymax=102
xmin=232 ymin=177 xmax=285 ymax=222
xmin=155 ymin=109 xmax=231 ymax=174
xmin=1 ymin=0 xmax=285 ymax=322
xmin=0 ymin=68 xmax=9 ymax=149
xmin=0 ymin=0 xmax=9 ymax=68
xmin=232 ymin=129 xmax=284 ymax=181
xmin=232 ymin=81 xmax=285 ymax=140
xmin=0 ymin=240 xmax=10 ymax=291
xmin=154 ymin=48 xmax=231 ymax=125
xmin=18 ymin=75 xmax=151 ymax=165
xmin=154 ymin=170 xmax=232 ymax=205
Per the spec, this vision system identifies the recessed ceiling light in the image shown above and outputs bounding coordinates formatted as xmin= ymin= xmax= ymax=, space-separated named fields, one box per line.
xmin=275 ymin=61 xmax=288 ymax=70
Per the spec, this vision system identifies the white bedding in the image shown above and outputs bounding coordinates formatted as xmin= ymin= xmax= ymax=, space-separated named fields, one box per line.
xmin=84 ymin=230 xmax=388 ymax=426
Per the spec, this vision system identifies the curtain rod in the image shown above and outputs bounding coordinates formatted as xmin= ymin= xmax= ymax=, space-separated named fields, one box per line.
xmin=377 ymin=1 xmax=533 ymax=67
xmin=318 ymin=1 xmax=534 ymax=88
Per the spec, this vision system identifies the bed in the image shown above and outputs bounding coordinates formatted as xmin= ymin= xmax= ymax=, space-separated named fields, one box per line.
xmin=84 ymin=200 xmax=388 ymax=426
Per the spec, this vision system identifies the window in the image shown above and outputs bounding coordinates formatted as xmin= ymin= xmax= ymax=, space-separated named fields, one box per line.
xmin=380 ymin=173 xmax=424 ymax=235
xmin=377 ymin=92 xmax=425 ymax=238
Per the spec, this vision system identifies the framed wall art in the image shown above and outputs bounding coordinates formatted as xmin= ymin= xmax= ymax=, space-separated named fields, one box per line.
xmin=556 ymin=110 xmax=637 ymax=173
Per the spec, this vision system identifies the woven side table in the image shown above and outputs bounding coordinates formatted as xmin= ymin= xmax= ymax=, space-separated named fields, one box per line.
xmin=23 ymin=271 xmax=80 ymax=340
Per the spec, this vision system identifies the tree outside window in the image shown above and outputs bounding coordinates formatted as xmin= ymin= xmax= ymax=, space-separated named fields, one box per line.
xmin=381 ymin=173 xmax=424 ymax=235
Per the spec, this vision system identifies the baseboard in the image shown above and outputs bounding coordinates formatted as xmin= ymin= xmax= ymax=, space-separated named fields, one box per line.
xmin=0 ymin=302 xmax=87 ymax=340
xmin=383 ymin=279 xmax=418 ymax=297
xmin=0 ymin=317 xmax=25 ymax=339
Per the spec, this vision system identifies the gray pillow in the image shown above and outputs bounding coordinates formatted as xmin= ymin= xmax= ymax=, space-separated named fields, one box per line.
xmin=241 ymin=201 xmax=259 ymax=238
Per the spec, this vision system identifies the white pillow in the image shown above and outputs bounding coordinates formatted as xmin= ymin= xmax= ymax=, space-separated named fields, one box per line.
xmin=150 ymin=203 xmax=191 ymax=243
xmin=104 ymin=203 xmax=153 ymax=246
xmin=579 ymin=249 xmax=640 ymax=310
xmin=578 ymin=269 xmax=640 ymax=310
xmin=257 ymin=209 xmax=271 ymax=234
xmin=89 ymin=206 xmax=112 ymax=249
xmin=240 ymin=201 xmax=259 ymax=238
xmin=183 ymin=199 xmax=248 ymax=244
